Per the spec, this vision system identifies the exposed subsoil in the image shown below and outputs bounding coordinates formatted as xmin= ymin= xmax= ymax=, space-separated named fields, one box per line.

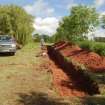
xmin=59 ymin=42 xmax=105 ymax=73
xmin=47 ymin=41 xmax=102 ymax=97
xmin=48 ymin=59 xmax=86 ymax=97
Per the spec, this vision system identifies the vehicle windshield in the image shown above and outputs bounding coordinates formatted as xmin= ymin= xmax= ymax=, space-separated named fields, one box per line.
xmin=0 ymin=36 xmax=13 ymax=42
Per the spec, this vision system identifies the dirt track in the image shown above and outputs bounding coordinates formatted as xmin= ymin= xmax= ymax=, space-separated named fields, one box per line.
xmin=0 ymin=43 xmax=105 ymax=105
xmin=0 ymin=43 xmax=70 ymax=105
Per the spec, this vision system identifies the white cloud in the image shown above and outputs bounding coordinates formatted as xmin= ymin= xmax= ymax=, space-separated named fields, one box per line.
xmin=33 ymin=17 xmax=59 ymax=36
xmin=100 ymin=11 xmax=105 ymax=17
xmin=24 ymin=0 xmax=55 ymax=17
xmin=99 ymin=11 xmax=105 ymax=20
xmin=94 ymin=0 xmax=105 ymax=8
xmin=94 ymin=28 xmax=105 ymax=37
xmin=24 ymin=0 xmax=60 ymax=36
xmin=88 ymin=28 xmax=105 ymax=40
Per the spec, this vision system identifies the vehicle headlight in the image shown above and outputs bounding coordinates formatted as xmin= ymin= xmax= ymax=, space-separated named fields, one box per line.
xmin=11 ymin=44 xmax=16 ymax=47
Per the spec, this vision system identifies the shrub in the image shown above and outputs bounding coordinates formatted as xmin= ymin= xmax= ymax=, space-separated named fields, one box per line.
xmin=0 ymin=5 xmax=34 ymax=45
xmin=76 ymin=41 xmax=93 ymax=51
xmin=77 ymin=41 xmax=105 ymax=56
xmin=92 ymin=43 xmax=105 ymax=56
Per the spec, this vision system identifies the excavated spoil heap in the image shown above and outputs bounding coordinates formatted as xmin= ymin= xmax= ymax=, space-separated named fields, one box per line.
xmin=59 ymin=42 xmax=105 ymax=73
xmin=47 ymin=41 xmax=100 ymax=96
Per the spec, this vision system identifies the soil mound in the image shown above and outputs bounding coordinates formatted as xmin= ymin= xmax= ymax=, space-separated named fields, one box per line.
xmin=47 ymin=41 xmax=100 ymax=97
xmin=52 ymin=41 xmax=105 ymax=72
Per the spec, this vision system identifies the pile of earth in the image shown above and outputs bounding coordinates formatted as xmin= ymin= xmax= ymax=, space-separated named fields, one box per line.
xmin=47 ymin=41 xmax=100 ymax=97
xmin=58 ymin=41 xmax=105 ymax=72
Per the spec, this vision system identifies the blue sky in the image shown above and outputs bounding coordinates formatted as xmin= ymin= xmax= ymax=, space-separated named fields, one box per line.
xmin=0 ymin=0 xmax=105 ymax=36
xmin=0 ymin=0 xmax=105 ymax=17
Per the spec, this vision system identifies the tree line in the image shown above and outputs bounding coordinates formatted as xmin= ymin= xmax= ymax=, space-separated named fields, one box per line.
xmin=1 ymin=5 xmax=105 ymax=44
xmin=54 ymin=5 xmax=105 ymax=42
xmin=0 ymin=5 xmax=34 ymax=45
xmin=34 ymin=5 xmax=105 ymax=43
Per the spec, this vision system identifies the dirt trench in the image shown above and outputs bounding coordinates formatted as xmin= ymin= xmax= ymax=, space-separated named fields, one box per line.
xmin=47 ymin=41 xmax=100 ymax=97
xmin=57 ymin=42 xmax=105 ymax=73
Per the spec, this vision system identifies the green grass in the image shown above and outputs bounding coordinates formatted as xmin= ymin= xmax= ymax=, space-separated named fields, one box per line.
xmin=0 ymin=42 xmax=40 ymax=65
xmin=76 ymin=41 xmax=105 ymax=56
xmin=0 ymin=42 xmax=105 ymax=105
xmin=0 ymin=42 xmax=66 ymax=105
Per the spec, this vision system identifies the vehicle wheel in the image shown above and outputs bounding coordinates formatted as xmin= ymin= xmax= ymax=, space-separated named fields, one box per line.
xmin=10 ymin=52 xmax=15 ymax=56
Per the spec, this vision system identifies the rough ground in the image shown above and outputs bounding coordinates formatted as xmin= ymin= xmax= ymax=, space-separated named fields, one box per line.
xmin=59 ymin=44 xmax=105 ymax=72
xmin=0 ymin=43 xmax=70 ymax=105
xmin=47 ymin=42 xmax=105 ymax=105
xmin=0 ymin=42 xmax=105 ymax=105
xmin=48 ymin=59 xmax=86 ymax=97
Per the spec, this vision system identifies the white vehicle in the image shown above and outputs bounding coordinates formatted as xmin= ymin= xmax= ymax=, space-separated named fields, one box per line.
xmin=0 ymin=35 xmax=16 ymax=55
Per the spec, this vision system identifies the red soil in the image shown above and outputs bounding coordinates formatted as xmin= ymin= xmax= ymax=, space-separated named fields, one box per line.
xmin=59 ymin=43 xmax=105 ymax=72
xmin=48 ymin=59 xmax=86 ymax=97
xmin=47 ymin=41 xmax=101 ymax=97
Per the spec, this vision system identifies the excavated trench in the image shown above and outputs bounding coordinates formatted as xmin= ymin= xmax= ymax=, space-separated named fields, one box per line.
xmin=47 ymin=41 xmax=100 ymax=96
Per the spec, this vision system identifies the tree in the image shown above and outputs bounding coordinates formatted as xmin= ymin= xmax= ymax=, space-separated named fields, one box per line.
xmin=55 ymin=5 xmax=99 ymax=42
xmin=0 ymin=6 xmax=12 ymax=34
xmin=0 ymin=5 xmax=34 ymax=45
xmin=102 ymin=15 xmax=105 ymax=29
xmin=33 ymin=34 xmax=41 ymax=42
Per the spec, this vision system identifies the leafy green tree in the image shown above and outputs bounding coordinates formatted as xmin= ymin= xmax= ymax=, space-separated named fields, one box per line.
xmin=55 ymin=5 xmax=99 ymax=42
xmin=33 ymin=34 xmax=55 ymax=43
xmin=33 ymin=34 xmax=41 ymax=42
xmin=0 ymin=6 xmax=12 ymax=34
xmin=0 ymin=5 xmax=34 ymax=45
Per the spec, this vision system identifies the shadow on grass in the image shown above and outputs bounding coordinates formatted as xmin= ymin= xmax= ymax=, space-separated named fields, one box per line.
xmin=81 ymin=96 xmax=105 ymax=105
xmin=0 ymin=52 xmax=12 ymax=57
xmin=17 ymin=92 xmax=69 ymax=105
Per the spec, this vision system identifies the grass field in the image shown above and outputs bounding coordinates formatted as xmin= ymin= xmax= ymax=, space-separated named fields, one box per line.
xmin=0 ymin=42 xmax=71 ymax=105
xmin=0 ymin=42 xmax=105 ymax=105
